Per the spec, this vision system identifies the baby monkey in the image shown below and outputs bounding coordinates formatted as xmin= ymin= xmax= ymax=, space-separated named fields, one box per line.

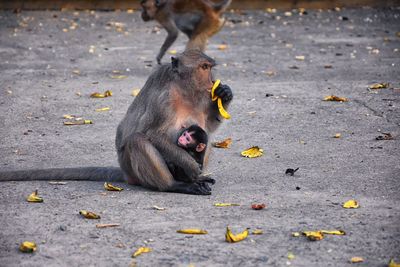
xmin=168 ymin=124 xmax=214 ymax=184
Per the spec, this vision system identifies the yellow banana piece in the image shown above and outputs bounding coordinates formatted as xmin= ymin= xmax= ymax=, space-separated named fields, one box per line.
xmin=225 ymin=227 xmax=249 ymax=243
xmin=211 ymin=79 xmax=231 ymax=119
xmin=79 ymin=210 xmax=101 ymax=219
xmin=132 ymin=247 xmax=152 ymax=258
xmin=104 ymin=182 xmax=123 ymax=191
xmin=27 ymin=190 xmax=43 ymax=203
xmin=177 ymin=229 xmax=208 ymax=234
xmin=19 ymin=241 xmax=37 ymax=253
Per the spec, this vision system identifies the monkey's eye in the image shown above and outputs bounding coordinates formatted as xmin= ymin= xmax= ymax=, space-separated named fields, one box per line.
xmin=201 ymin=64 xmax=209 ymax=70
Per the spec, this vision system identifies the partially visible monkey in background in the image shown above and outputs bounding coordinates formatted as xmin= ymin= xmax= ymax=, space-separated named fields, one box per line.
xmin=168 ymin=124 xmax=215 ymax=184
xmin=140 ymin=0 xmax=232 ymax=64
xmin=0 ymin=50 xmax=233 ymax=196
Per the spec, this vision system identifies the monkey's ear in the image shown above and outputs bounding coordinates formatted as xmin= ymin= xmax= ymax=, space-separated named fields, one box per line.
xmin=196 ymin=143 xmax=206 ymax=153
xmin=171 ymin=57 xmax=179 ymax=71
xmin=155 ymin=0 xmax=166 ymax=8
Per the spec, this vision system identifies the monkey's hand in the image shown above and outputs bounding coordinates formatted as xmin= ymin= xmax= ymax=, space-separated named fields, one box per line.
xmin=214 ymin=83 xmax=233 ymax=103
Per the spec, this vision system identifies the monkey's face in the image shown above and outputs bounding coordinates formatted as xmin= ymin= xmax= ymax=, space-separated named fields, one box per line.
xmin=197 ymin=61 xmax=214 ymax=93
xmin=140 ymin=0 xmax=158 ymax=21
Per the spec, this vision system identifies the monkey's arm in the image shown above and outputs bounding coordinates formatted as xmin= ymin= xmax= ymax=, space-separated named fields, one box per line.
xmin=207 ymin=83 xmax=233 ymax=132
xmin=157 ymin=18 xmax=179 ymax=64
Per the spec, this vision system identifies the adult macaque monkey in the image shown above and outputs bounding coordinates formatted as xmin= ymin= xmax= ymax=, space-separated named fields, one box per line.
xmin=140 ymin=0 xmax=232 ymax=64
xmin=0 ymin=50 xmax=233 ymax=195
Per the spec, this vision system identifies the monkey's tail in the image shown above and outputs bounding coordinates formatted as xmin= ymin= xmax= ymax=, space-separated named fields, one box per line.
xmin=213 ymin=0 xmax=232 ymax=13
xmin=0 ymin=167 xmax=125 ymax=182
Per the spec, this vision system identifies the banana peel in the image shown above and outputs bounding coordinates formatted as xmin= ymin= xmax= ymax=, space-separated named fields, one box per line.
xmin=177 ymin=229 xmax=208 ymax=234
xmin=79 ymin=210 xmax=101 ymax=219
xmin=321 ymin=230 xmax=346 ymax=235
xmin=27 ymin=190 xmax=43 ymax=203
xmin=211 ymin=79 xmax=231 ymax=119
xmin=343 ymin=199 xmax=359 ymax=209
xmin=389 ymin=259 xmax=400 ymax=267
xmin=132 ymin=247 xmax=152 ymax=258
xmin=104 ymin=182 xmax=123 ymax=191
xmin=225 ymin=227 xmax=249 ymax=243
xmin=19 ymin=241 xmax=37 ymax=253
xmin=302 ymin=231 xmax=324 ymax=241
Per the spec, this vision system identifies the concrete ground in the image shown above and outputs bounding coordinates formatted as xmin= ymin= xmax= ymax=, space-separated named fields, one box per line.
xmin=0 ymin=6 xmax=399 ymax=267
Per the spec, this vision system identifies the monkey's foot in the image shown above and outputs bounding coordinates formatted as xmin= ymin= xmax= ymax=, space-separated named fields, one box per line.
xmin=168 ymin=181 xmax=212 ymax=195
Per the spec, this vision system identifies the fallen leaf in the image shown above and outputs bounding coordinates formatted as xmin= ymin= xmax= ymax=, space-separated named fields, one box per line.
xmin=79 ymin=210 xmax=101 ymax=219
xmin=351 ymin=257 xmax=364 ymax=263
xmin=214 ymin=203 xmax=240 ymax=207
xmin=177 ymin=229 xmax=208 ymax=234
xmin=251 ymin=203 xmax=266 ymax=210
xmin=334 ymin=133 xmax=341 ymax=138
xmin=252 ymin=229 xmax=263 ymax=235
xmin=226 ymin=227 xmax=249 ymax=243
xmin=323 ymin=95 xmax=349 ymax=102
xmin=27 ymin=190 xmax=43 ymax=203
xmin=343 ymin=199 xmax=359 ymax=209
xmin=64 ymin=120 xmax=92 ymax=126
xmin=110 ymin=75 xmax=128 ymax=79
xmin=95 ymin=107 xmax=111 ymax=112
xmin=321 ymin=230 xmax=346 ymax=235
xmin=19 ymin=241 xmax=37 ymax=253
xmin=152 ymin=205 xmax=166 ymax=211
xmin=132 ymin=247 xmax=152 ymax=258
xmin=212 ymin=138 xmax=232 ymax=148
xmin=72 ymin=69 xmax=80 ymax=75
xmin=131 ymin=89 xmax=141 ymax=96
xmin=369 ymin=83 xmax=389 ymax=89
xmin=241 ymin=146 xmax=263 ymax=158
xmin=324 ymin=65 xmax=333 ymax=69
xmin=302 ymin=231 xmax=324 ymax=241
xmin=288 ymin=252 xmax=295 ymax=260
xmin=218 ymin=44 xmax=228 ymax=50
xmin=285 ymin=168 xmax=299 ymax=176
xmin=104 ymin=182 xmax=123 ymax=191
xmin=389 ymin=259 xmax=400 ymax=267
xmin=96 ymin=223 xmax=120 ymax=228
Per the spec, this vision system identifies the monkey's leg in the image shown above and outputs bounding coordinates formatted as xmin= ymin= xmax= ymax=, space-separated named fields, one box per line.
xmin=123 ymin=133 xmax=211 ymax=195
xmin=157 ymin=19 xmax=179 ymax=64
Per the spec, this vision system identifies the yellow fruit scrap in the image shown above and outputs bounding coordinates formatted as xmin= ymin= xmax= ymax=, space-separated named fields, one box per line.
xmin=79 ymin=210 xmax=101 ymax=219
xmin=132 ymin=247 xmax=152 ymax=258
xmin=369 ymin=83 xmax=389 ymax=89
xmin=212 ymin=138 xmax=232 ymax=148
xmin=169 ymin=50 xmax=177 ymax=55
xmin=292 ymin=232 xmax=301 ymax=237
xmin=218 ymin=44 xmax=228 ymax=50
xmin=211 ymin=79 xmax=231 ymax=119
xmin=131 ymin=89 xmax=141 ymax=97
xmin=343 ymin=199 xmax=359 ymax=209
xmin=95 ymin=107 xmax=110 ymax=112
xmin=334 ymin=133 xmax=341 ymax=138
xmin=389 ymin=259 xmax=400 ymax=267
xmin=252 ymin=229 xmax=263 ymax=235
xmin=19 ymin=241 xmax=37 ymax=253
xmin=287 ymin=252 xmax=295 ymax=260
xmin=321 ymin=230 xmax=346 ymax=235
xmin=90 ymin=90 xmax=113 ymax=98
xmin=177 ymin=229 xmax=208 ymax=234
xmin=214 ymin=203 xmax=240 ymax=207
xmin=351 ymin=257 xmax=364 ymax=263
xmin=323 ymin=95 xmax=349 ymax=102
xmin=27 ymin=190 xmax=43 ymax=203
xmin=96 ymin=223 xmax=120 ymax=228
xmin=302 ymin=231 xmax=324 ymax=241
xmin=241 ymin=146 xmax=263 ymax=158
xmin=63 ymin=120 xmax=92 ymax=126
xmin=110 ymin=75 xmax=128 ymax=79
xmin=225 ymin=227 xmax=249 ymax=243
xmin=104 ymin=182 xmax=123 ymax=191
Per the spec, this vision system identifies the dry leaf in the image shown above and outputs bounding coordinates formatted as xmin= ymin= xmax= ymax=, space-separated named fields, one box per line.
xmin=27 ymin=190 xmax=43 ymax=203
xmin=104 ymin=182 xmax=123 ymax=191
xmin=351 ymin=257 xmax=364 ymax=263
xmin=131 ymin=89 xmax=141 ymax=96
xmin=241 ymin=146 xmax=263 ymax=158
xmin=72 ymin=69 xmax=80 ymax=75
xmin=334 ymin=133 xmax=341 ymax=138
xmin=79 ymin=210 xmax=101 ymax=219
xmin=343 ymin=199 xmax=359 ymax=209
xmin=323 ymin=95 xmax=349 ymax=102
xmin=96 ymin=223 xmax=120 ymax=228
xmin=95 ymin=107 xmax=110 ymax=112
xmin=110 ymin=75 xmax=127 ymax=79
xmin=152 ymin=205 xmax=166 ymax=211
xmin=214 ymin=203 xmax=240 ymax=207
xmin=251 ymin=203 xmax=266 ymax=210
xmin=212 ymin=138 xmax=232 ymax=148
xmin=389 ymin=259 xmax=400 ymax=267
xmin=321 ymin=230 xmax=346 ymax=235
xmin=218 ymin=44 xmax=228 ymax=50
xmin=369 ymin=83 xmax=389 ymax=89
xmin=177 ymin=229 xmax=208 ymax=234
xmin=19 ymin=241 xmax=37 ymax=253
xmin=132 ymin=247 xmax=152 ymax=258
xmin=64 ymin=120 xmax=92 ymax=126
xmin=226 ymin=227 xmax=249 ymax=243
xmin=252 ymin=229 xmax=263 ymax=235
xmin=302 ymin=231 xmax=324 ymax=241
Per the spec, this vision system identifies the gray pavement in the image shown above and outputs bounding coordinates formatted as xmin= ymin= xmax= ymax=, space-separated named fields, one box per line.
xmin=0 ymin=7 xmax=399 ymax=267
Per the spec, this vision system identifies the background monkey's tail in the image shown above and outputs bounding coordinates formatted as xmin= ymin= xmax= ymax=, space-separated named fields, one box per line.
xmin=213 ymin=0 xmax=232 ymax=13
xmin=0 ymin=167 xmax=124 ymax=182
